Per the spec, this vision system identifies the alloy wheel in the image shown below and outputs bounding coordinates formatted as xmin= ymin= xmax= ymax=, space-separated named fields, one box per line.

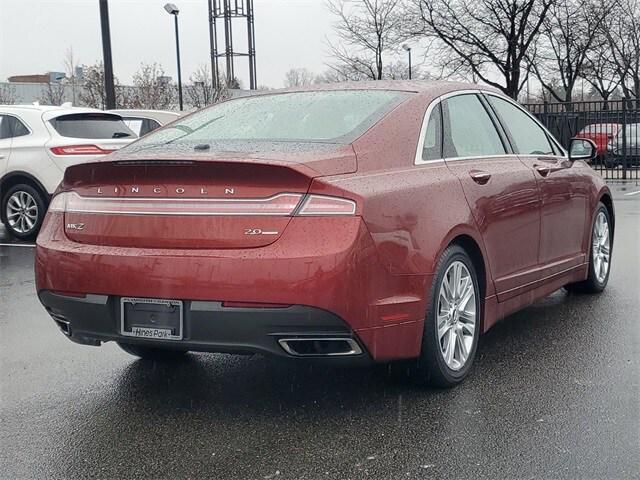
xmin=6 ymin=190 xmax=39 ymax=234
xmin=437 ymin=261 xmax=477 ymax=371
xmin=592 ymin=211 xmax=610 ymax=284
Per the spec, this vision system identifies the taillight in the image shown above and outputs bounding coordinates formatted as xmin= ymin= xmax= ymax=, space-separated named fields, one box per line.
xmin=50 ymin=145 xmax=114 ymax=155
xmin=296 ymin=195 xmax=356 ymax=216
xmin=48 ymin=192 xmax=357 ymax=216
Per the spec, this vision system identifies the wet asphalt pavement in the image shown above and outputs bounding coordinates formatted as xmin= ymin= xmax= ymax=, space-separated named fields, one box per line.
xmin=1 ymin=183 xmax=639 ymax=480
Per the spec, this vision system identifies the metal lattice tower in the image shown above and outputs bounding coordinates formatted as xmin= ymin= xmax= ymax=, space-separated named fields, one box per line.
xmin=208 ymin=0 xmax=257 ymax=90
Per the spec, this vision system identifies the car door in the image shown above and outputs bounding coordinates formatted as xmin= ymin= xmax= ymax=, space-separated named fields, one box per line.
xmin=0 ymin=115 xmax=12 ymax=180
xmin=440 ymin=93 xmax=542 ymax=300
xmin=484 ymin=93 xmax=590 ymax=276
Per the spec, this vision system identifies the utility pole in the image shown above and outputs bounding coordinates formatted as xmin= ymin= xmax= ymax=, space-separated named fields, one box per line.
xmin=99 ymin=0 xmax=116 ymax=109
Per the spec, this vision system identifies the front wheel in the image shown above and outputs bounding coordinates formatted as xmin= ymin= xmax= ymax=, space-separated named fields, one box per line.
xmin=117 ymin=342 xmax=189 ymax=360
xmin=566 ymin=203 xmax=612 ymax=293
xmin=413 ymin=245 xmax=481 ymax=387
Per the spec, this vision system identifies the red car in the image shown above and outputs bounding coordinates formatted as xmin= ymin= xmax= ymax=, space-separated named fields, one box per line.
xmin=576 ymin=123 xmax=622 ymax=159
xmin=35 ymin=82 xmax=614 ymax=387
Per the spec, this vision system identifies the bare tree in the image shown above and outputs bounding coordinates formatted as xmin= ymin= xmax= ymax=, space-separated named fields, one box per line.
xmin=327 ymin=0 xmax=406 ymax=80
xmin=63 ymin=47 xmax=80 ymax=105
xmin=129 ymin=63 xmax=176 ymax=110
xmin=186 ymin=64 xmax=230 ymax=109
xmin=603 ymin=0 xmax=640 ymax=105
xmin=531 ymin=0 xmax=610 ymax=104
xmin=414 ymin=0 xmax=552 ymax=99
xmin=40 ymin=81 xmax=66 ymax=105
xmin=317 ymin=64 xmax=371 ymax=83
xmin=0 ymin=83 xmax=18 ymax=104
xmin=78 ymin=62 xmax=128 ymax=109
xmin=583 ymin=30 xmax=621 ymax=108
xmin=284 ymin=68 xmax=315 ymax=87
xmin=78 ymin=63 xmax=106 ymax=108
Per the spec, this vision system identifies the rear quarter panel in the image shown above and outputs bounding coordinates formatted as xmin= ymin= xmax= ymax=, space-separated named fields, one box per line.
xmin=326 ymin=92 xmax=493 ymax=291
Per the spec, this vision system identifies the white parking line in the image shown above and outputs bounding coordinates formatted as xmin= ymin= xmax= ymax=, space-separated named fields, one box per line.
xmin=624 ymin=190 xmax=640 ymax=196
xmin=0 ymin=243 xmax=36 ymax=248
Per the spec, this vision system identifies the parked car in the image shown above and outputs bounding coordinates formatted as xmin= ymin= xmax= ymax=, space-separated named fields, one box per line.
xmin=109 ymin=109 xmax=181 ymax=137
xmin=35 ymin=82 xmax=613 ymax=387
xmin=575 ymin=123 xmax=621 ymax=162
xmin=0 ymin=105 xmax=136 ymax=239
xmin=605 ymin=123 xmax=640 ymax=167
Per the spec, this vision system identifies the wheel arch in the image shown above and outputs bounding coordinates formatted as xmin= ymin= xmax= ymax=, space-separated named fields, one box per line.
xmin=599 ymin=191 xmax=615 ymax=244
xmin=0 ymin=171 xmax=50 ymax=223
xmin=437 ymin=230 xmax=493 ymax=332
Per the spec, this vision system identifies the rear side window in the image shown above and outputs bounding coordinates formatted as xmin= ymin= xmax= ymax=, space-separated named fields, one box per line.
xmin=50 ymin=113 xmax=136 ymax=139
xmin=123 ymin=117 xmax=161 ymax=137
xmin=487 ymin=95 xmax=554 ymax=155
xmin=0 ymin=115 xmax=30 ymax=139
xmin=442 ymin=94 xmax=505 ymax=158
xmin=422 ymin=103 xmax=442 ymax=161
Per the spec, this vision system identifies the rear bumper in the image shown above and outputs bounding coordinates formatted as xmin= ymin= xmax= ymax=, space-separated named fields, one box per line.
xmin=35 ymin=213 xmax=429 ymax=361
xmin=38 ymin=290 xmax=373 ymax=365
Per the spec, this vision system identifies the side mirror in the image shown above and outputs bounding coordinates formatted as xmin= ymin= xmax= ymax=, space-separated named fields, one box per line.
xmin=569 ymin=137 xmax=597 ymax=162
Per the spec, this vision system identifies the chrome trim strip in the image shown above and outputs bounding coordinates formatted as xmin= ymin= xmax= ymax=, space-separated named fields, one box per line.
xmin=278 ymin=337 xmax=363 ymax=357
xmin=413 ymin=88 xmax=568 ymax=165
xmin=59 ymin=191 xmax=304 ymax=217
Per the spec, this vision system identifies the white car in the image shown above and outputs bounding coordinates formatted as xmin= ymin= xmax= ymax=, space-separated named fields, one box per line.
xmin=109 ymin=109 xmax=181 ymax=137
xmin=0 ymin=105 xmax=136 ymax=239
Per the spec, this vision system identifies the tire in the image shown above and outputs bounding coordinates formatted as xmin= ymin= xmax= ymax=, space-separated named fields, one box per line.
xmin=565 ymin=202 xmax=612 ymax=294
xmin=412 ymin=244 xmax=481 ymax=387
xmin=1 ymin=183 xmax=47 ymax=240
xmin=117 ymin=342 xmax=189 ymax=360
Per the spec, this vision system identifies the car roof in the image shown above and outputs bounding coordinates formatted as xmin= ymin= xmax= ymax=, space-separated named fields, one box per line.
xmin=0 ymin=104 xmax=101 ymax=114
xmin=272 ymin=80 xmax=498 ymax=94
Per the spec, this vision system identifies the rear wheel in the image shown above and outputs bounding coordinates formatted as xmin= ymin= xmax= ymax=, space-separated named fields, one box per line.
xmin=117 ymin=343 xmax=189 ymax=360
xmin=2 ymin=183 xmax=47 ymax=240
xmin=566 ymin=203 xmax=611 ymax=293
xmin=413 ymin=245 xmax=481 ymax=387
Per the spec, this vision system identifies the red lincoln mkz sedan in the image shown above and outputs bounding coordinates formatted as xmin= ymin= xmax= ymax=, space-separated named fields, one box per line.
xmin=35 ymin=82 xmax=614 ymax=386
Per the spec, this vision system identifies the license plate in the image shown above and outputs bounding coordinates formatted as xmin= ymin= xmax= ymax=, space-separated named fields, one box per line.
xmin=120 ymin=297 xmax=183 ymax=341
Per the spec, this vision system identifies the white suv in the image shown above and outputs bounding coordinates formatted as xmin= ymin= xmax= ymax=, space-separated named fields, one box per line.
xmin=0 ymin=105 xmax=136 ymax=239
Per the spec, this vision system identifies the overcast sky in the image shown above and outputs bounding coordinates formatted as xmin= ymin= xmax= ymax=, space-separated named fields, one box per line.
xmin=0 ymin=0 xmax=343 ymax=88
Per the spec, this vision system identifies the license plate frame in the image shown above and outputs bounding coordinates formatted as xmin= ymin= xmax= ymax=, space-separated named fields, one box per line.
xmin=120 ymin=297 xmax=183 ymax=341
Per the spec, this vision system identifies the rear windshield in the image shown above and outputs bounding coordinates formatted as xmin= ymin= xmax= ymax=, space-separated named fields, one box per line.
xmin=50 ymin=113 xmax=136 ymax=139
xmin=134 ymin=90 xmax=408 ymax=145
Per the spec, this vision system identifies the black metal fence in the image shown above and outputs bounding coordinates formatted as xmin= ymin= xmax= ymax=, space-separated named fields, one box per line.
xmin=523 ymin=99 xmax=640 ymax=180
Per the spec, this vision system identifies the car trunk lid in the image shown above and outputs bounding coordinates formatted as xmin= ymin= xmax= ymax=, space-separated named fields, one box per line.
xmin=59 ymin=143 xmax=356 ymax=249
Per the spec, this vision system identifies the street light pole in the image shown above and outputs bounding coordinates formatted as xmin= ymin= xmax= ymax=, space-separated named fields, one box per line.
xmin=165 ymin=3 xmax=183 ymax=111
xmin=402 ymin=44 xmax=412 ymax=80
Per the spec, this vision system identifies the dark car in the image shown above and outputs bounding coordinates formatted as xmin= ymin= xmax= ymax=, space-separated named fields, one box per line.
xmin=605 ymin=123 xmax=640 ymax=167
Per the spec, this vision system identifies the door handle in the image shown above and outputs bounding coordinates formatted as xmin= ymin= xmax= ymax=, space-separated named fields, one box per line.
xmin=534 ymin=165 xmax=552 ymax=177
xmin=469 ymin=169 xmax=491 ymax=184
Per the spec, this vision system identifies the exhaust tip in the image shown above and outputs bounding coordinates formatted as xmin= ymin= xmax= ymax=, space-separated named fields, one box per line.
xmin=278 ymin=337 xmax=362 ymax=357
xmin=48 ymin=311 xmax=71 ymax=336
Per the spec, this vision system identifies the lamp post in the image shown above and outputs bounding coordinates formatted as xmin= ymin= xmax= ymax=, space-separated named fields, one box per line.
xmin=164 ymin=3 xmax=183 ymax=111
xmin=402 ymin=44 xmax=412 ymax=80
